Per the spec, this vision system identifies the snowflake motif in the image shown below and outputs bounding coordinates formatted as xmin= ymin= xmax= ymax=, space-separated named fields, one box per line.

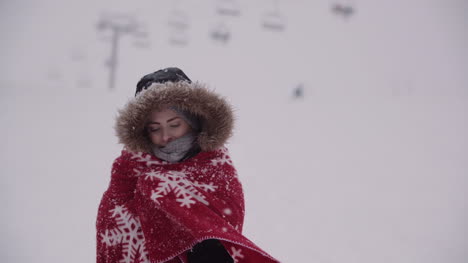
xmin=211 ymin=153 xmax=233 ymax=166
xmin=133 ymin=168 xmax=142 ymax=177
xmin=145 ymin=170 xmax=217 ymax=208
xmin=194 ymin=181 xmax=218 ymax=192
xmin=144 ymin=170 xmax=161 ymax=181
xmin=230 ymin=247 xmax=244 ymax=263
xmin=100 ymin=205 xmax=150 ymax=263
xmin=130 ymin=152 xmax=166 ymax=166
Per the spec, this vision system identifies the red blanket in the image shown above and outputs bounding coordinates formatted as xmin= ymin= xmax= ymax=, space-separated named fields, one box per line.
xmin=96 ymin=148 xmax=279 ymax=263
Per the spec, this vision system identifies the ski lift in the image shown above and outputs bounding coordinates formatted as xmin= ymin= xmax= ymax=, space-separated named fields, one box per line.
xmin=97 ymin=14 xmax=148 ymax=43
xmin=261 ymin=0 xmax=286 ymax=32
xmin=262 ymin=12 xmax=286 ymax=31
xmin=210 ymin=23 xmax=230 ymax=43
xmin=97 ymin=13 xmax=139 ymax=33
xmin=216 ymin=0 xmax=241 ymax=17
xmin=331 ymin=3 xmax=355 ymax=19
xmin=96 ymin=13 xmax=148 ymax=90
xmin=168 ymin=9 xmax=189 ymax=46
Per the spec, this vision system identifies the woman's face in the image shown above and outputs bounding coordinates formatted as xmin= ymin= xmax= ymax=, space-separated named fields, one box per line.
xmin=146 ymin=108 xmax=192 ymax=147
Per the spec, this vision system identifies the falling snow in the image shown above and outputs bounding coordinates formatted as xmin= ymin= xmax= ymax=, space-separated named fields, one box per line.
xmin=211 ymin=148 xmax=233 ymax=166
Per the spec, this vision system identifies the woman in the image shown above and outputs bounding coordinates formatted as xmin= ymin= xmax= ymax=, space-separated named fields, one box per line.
xmin=96 ymin=67 xmax=279 ymax=263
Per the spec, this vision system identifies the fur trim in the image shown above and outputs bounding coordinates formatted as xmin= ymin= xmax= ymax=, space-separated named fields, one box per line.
xmin=115 ymin=81 xmax=234 ymax=153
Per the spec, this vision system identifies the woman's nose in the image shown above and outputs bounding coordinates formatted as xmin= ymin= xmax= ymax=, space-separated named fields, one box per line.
xmin=162 ymin=131 xmax=173 ymax=143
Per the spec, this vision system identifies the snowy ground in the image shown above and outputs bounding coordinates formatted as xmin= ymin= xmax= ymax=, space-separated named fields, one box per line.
xmin=1 ymin=1 xmax=467 ymax=263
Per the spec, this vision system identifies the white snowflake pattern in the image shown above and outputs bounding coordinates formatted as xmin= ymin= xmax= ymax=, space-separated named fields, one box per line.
xmin=230 ymin=246 xmax=245 ymax=263
xmin=194 ymin=181 xmax=218 ymax=192
xmin=145 ymin=170 xmax=217 ymax=208
xmin=100 ymin=205 xmax=150 ymax=263
xmin=133 ymin=168 xmax=142 ymax=177
xmin=211 ymin=149 xmax=233 ymax=166
xmin=130 ymin=152 xmax=166 ymax=166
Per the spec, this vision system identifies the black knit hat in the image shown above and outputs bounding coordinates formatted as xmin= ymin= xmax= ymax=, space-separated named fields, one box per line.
xmin=135 ymin=67 xmax=192 ymax=96
xmin=135 ymin=67 xmax=200 ymax=131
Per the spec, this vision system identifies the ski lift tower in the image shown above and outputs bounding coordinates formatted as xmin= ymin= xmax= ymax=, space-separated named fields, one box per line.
xmin=97 ymin=14 xmax=148 ymax=90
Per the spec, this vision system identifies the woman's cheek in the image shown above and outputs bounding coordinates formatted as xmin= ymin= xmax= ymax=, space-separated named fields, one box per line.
xmin=149 ymin=133 xmax=160 ymax=144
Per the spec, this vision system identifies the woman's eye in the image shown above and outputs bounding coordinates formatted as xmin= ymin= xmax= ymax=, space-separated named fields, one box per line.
xmin=170 ymin=124 xmax=181 ymax=128
xmin=148 ymin=128 xmax=160 ymax=132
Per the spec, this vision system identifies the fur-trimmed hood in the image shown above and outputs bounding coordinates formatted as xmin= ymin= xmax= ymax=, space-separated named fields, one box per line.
xmin=115 ymin=81 xmax=234 ymax=153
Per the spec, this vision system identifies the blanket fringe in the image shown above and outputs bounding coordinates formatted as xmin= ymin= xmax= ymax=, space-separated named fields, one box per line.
xmin=152 ymin=235 xmax=279 ymax=263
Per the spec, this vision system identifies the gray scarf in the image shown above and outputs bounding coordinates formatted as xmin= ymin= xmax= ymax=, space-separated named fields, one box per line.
xmin=152 ymin=133 xmax=197 ymax=163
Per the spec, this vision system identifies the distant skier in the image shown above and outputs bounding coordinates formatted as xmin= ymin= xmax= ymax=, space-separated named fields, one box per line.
xmin=96 ymin=67 xmax=280 ymax=263
xmin=293 ymin=83 xmax=304 ymax=99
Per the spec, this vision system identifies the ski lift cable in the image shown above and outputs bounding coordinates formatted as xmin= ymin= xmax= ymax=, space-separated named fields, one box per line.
xmin=216 ymin=0 xmax=241 ymax=17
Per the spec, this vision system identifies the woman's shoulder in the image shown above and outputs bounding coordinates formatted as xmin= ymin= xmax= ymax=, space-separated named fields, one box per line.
xmin=188 ymin=147 xmax=234 ymax=165
xmin=112 ymin=148 xmax=135 ymax=164
xmin=115 ymin=148 xmax=168 ymax=167
xmin=110 ymin=149 xmax=163 ymax=178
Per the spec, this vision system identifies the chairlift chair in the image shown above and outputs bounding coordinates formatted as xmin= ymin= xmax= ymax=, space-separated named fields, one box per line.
xmin=216 ymin=0 xmax=241 ymax=16
xmin=168 ymin=10 xmax=190 ymax=46
xmin=211 ymin=23 xmax=230 ymax=43
xmin=262 ymin=12 xmax=286 ymax=31
xmin=331 ymin=3 xmax=354 ymax=19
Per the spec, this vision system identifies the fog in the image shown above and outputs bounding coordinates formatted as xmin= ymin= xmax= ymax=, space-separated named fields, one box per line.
xmin=1 ymin=0 xmax=467 ymax=262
